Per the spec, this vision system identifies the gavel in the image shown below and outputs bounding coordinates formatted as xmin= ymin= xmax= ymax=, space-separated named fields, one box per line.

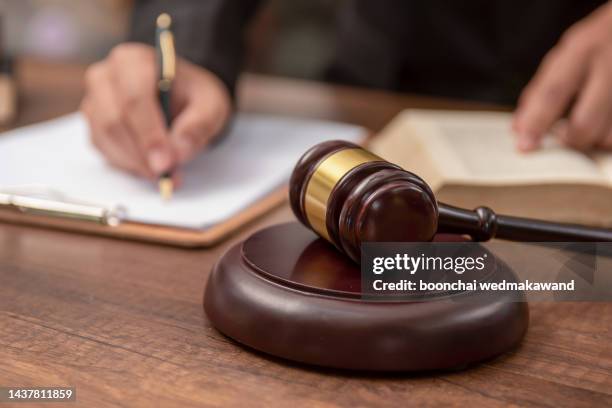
xmin=289 ymin=140 xmax=612 ymax=262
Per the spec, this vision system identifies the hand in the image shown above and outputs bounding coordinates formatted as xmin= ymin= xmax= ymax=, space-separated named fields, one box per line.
xmin=80 ymin=43 xmax=231 ymax=178
xmin=513 ymin=3 xmax=612 ymax=151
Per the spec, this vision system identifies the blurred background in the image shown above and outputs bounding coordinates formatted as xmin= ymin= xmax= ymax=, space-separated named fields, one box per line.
xmin=0 ymin=0 xmax=343 ymax=80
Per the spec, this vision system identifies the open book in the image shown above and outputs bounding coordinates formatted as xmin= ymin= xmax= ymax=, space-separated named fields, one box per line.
xmin=370 ymin=110 xmax=612 ymax=227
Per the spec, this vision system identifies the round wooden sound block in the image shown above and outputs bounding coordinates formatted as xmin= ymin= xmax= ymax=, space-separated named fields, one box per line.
xmin=204 ymin=222 xmax=529 ymax=371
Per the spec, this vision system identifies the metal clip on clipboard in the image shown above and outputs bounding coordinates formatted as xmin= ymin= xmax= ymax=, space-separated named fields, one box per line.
xmin=0 ymin=184 xmax=287 ymax=247
xmin=0 ymin=188 xmax=124 ymax=227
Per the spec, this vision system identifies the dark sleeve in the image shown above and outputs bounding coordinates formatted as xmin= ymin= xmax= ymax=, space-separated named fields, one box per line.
xmin=129 ymin=0 xmax=262 ymax=96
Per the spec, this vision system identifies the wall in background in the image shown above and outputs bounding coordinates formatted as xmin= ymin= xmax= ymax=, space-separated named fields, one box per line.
xmin=247 ymin=0 xmax=341 ymax=79
xmin=0 ymin=0 xmax=343 ymax=80
xmin=0 ymin=0 xmax=131 ymax=62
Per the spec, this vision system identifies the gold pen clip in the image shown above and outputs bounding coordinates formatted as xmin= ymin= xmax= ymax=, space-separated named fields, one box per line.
xmin=157 ymin=13 xmax=176 ymax=91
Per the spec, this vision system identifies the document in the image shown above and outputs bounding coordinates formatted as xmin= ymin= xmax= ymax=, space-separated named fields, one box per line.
xmin=0 ymin=113 xmax=365 ymax=229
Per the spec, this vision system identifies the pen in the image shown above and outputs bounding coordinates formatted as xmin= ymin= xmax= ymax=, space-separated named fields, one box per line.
xmin=155 ymin=13 xmax=176 ymax=200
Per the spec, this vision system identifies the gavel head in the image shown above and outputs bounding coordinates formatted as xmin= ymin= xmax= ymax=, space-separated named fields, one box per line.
xmin=289 ymin=140 xmax=439 ymax=262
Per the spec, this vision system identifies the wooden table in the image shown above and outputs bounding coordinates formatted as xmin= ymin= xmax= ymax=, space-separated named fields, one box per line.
xmin=1 ymin=59 xmax=610 ymax=408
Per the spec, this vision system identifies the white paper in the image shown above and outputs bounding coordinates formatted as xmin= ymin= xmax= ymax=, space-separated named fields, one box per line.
xmin=0 ymin=113 xmax=365 ymax=229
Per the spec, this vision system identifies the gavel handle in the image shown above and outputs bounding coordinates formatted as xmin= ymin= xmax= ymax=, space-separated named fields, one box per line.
xmin=437 ymin=204 xmax=612 ymax=242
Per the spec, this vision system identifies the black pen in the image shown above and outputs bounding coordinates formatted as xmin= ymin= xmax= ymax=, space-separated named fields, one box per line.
xmin=155 ymin=13 xmax=176 ymax=200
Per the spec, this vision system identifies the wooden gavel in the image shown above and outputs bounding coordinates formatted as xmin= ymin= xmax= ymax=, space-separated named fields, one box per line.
xmin=289 ymin=140 xmax=612 ymax=262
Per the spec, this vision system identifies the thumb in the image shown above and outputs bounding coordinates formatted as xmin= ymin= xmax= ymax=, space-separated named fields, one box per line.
xmin=512 ymin=112 xmax=547 ymax=152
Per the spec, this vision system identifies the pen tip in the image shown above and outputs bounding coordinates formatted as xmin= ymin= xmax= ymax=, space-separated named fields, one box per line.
xmin=157 ymin=13 xmax=172 ymax=29
xmin=159 ymin=177 xmax=173 ymax=201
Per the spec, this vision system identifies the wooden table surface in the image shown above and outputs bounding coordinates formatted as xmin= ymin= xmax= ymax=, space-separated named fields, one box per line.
xmin=1 ymin=59 xmax=610 ymax=408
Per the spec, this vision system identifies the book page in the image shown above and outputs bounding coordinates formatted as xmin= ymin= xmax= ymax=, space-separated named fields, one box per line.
xmin=0 ymin=113 xmax=365 ymax=229
xmin=593 ymin=153 xmax=612 ymax=185
xmin=404 ymin=110 xmax=607 ymax=186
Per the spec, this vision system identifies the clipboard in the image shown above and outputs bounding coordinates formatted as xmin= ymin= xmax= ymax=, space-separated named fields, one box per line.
xmin=0 ymin=186 xmax=287 ymax=247
xmin=0 ymin=112 xmax=367 ymax=247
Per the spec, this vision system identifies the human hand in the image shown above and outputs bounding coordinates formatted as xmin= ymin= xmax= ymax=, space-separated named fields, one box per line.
xmin=513 ymin=3 xmax=612 ymax=151
xmin=80 ymin=43 xmax=231 ymax=178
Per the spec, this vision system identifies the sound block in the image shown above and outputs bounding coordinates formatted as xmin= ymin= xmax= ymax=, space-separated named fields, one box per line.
xmin=204 ymin=222 xmax=529 ymax=371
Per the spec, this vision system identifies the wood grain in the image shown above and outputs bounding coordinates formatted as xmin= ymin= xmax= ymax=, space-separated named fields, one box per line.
xmin=0 ymin=59 xmax=611 ymax=408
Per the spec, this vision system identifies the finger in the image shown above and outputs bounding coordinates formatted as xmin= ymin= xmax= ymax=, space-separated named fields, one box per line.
xmin=169 ymin=100 xmax=228 ymax=163
xmin=599 ymin=125 xmax=612 ymax=149
xmin=167 ymin=61 xmax=232 ymax=163
xmin=171 ymin=170 xmax=184 ymax=189
xmin=594 ymin=103 xmax=612 ymax=149
xmin=122 ymin=96 xmax=173 ymax=175
xmin=109 ymin=45 xmax=174 ymax=175
xmin=83 ymin=97 xmax=152 ymax=177
xmin=83 ymin=95 xmax=144 ymax=175
xmin=513 ymin=39 xmax=588 ymax=151
xmin=551 ymin=119 xmax=569 ymax=145
xmin=564 ymin=52 xmax=612 ymax=150
xmin=170 ymin=84 xmax=230 ymax=162
xmin=91 ymin=125 xmax=148 ymax=176
xmin=82 ymin=64 xmax=152 ymax=177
